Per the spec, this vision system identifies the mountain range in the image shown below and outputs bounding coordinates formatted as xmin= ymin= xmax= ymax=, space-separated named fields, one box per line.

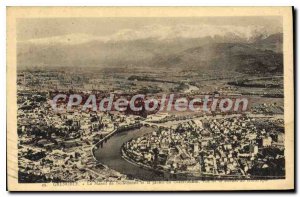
xmin=17 ymin=31 xmax=283 ymax=75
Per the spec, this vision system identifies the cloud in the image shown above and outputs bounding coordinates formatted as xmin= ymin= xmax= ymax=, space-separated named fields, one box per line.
xmin=20 ymin=24 xmax=276 ymax=45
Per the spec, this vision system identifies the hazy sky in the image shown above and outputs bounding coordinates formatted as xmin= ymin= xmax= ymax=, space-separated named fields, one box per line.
xmin=17 ymin=17 xmax=282 ymax=41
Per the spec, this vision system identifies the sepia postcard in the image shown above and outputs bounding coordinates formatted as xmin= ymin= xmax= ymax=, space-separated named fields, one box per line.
xmin=7 ymin=7 xmax=294 ymax=191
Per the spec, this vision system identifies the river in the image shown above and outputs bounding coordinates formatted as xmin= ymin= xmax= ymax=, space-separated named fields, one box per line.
xmin=94 ymin=127 xmax=168 ymax=180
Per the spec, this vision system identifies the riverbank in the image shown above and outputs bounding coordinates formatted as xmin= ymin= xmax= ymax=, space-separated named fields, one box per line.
xmin=93 ymin=126 xmax=173 ymax=181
